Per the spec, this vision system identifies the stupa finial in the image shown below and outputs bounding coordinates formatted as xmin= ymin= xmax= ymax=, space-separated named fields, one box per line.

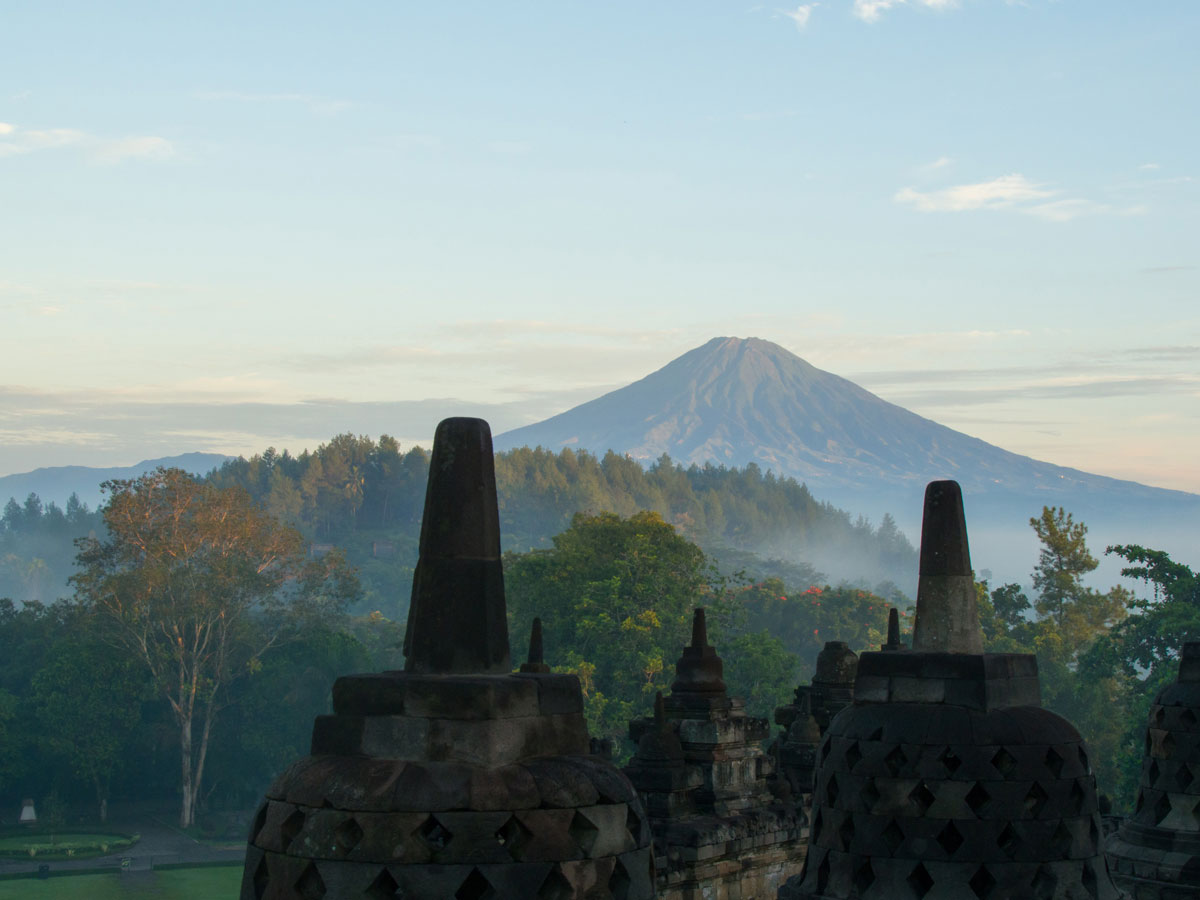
xmin=911 ymin=480 xmax=983 ymax=653
xmin=403 ymin=417 xmax=510 ymax=674
xmin=519 ymin=617 xmax=551 ymax=674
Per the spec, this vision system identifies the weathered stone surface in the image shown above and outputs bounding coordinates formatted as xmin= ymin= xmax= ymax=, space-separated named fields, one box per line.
xmin=780 ymin=479 xmax=1120 ymax=900
xmin=910 ymin=480 xmax=984 ymax=655
xmin=238 ymin=416 xmax=658 ymax=899
xmin=1108 ymin=641 xmax=1200 ymax=897
xmin=626 ymin=609 xmax=807 ymax=900
xmin=403 ymin=416 xmax=509 ymax=675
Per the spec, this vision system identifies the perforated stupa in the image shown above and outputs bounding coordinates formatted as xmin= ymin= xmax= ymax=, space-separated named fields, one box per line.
xmin=779 ymin=480 xmax=1123 ymax=900
xmin=239 ymin=417 xmax=654 ymax=900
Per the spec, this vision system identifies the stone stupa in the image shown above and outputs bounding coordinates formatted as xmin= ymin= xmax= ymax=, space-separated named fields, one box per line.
xmin=625 ymin=608 xmax=807 ymax=899
xmin=239 ymin=417 xmax=654 ymax=899
xmin=779 ymin=480 xmax=1124 ymax=900
xmin=1107 ymin=641 xmax=1200 ymax=897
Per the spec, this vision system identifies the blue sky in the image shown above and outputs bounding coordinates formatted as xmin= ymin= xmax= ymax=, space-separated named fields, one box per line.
xmin=2 ymin=1 xmax=1197 ymax=492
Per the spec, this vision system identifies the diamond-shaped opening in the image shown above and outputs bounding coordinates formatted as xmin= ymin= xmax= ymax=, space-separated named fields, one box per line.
xmin=1024 ymin=782 xmax=1049 ymax=818
xmin=940 ymin=747 xmax=962 ymax=775
xmin=1155 ymin=792 xmax=1173 ymax=825
xmin=820 ymin=735 xmax=833 ymax=764
xmin=969 ymin=865 xmax=997 ymax=899
xmin=1081 ymin=861 xmax=1099 ymax=900
xmin=826 ymin=773 xmax=840 ymax=807
xmin=296 ymin=862 xmax=326 ymax=900
xmin=252 ymin=856 xmax=269 ymax=900
xmin=418 ymin=815 xmax=453 ymax=852
xmin=854 ymin=858 xmax=875 ymax=894
xmin=907 ymin=862 xmax=934 ymax=898
xmin=609 ymin=858 xmax=632 ymax=900
xmin=625 ymin=805 xmax=642 ymax=842
xmin=966 ymin=782 xmax=991 ymax=817
xmin=1180 ymin=765 xmax=1196 ymax=792
xmin=569 ymin=810 xmax=599 ymax=856
xmin=280 ymin=809 xmax=306 ymax=852
xmin=937 ymin=821 xmax=964 ymax=856
xmin=845 ymin=741 xmax=863 ymax=771
xmin=884 ymin=746 xmax=906 ymax=777
xmin=868 ymin=726 xmax=884 ymax=741
xmin=862 ymin=778 xmax=881 ymax=812
xmin=366 ymin=869 xmax=400 ymax=900
xmin=250 ymin=805 xmax=269 ymax=845
xmin=991 ymin=747 xmax=1017 ymax=778
xmin=495 ymin=814 xmax=533 ymax=861
xmin=455 ymin=868 xmax=495 ymax=900
xmin=996 ymin=823 xmax=1020 ymax=858
xmin=1155 ymin=705 xmax=1167 ymax=725
xmin=1079 ymin=745 xmax=1090 ymax=774
xmin=816 ymin=854 xmax=831 ymax=893
xmin=1044 ymin=747 xmax=1065 ymax=779
xmin=334 ymin=817 xmax=363 ymax=856
xmin=1051 ymin=821 xmax=1072 ymax=855
xmin=838 ymin=816 xmax=855 ymax=851
xmin=1149 ymin=759 xmax=1161 ymax=785
xmin=1183 ymin=708 xmax=1197 ymax=727
xmin=536 ymin=865 xmax=573 ymax=900
xmin=1163 ymin=732 xmax=1177 ymax=759
xmin=1135 ymin=792 xmax=1145 ymax=814
xmin=1144 ymin=732 xmax=1153 ymax=756
xmin=1031 ymin=864 xmax=1058 ymax=900
xmin=882 ymin=819 xmax=905 ymax=854
xmin=910 ymin=781 xmax=936 ymax=815
xmin=1068 ymin=779 xmax=1086 ymax=815
xmin=811 ymin=808 xmax=823 ymax=842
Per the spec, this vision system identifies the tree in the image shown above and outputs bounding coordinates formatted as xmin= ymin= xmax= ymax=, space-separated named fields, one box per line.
xmin=30 ymin=623 xmax=147 ymax=822
xmin=1029 ymin=506 xmax=1127 ymax=661
xmin=504 ymin=511 xmax=723 ymax=742
xmin=72 ymin=467 xmax=360 ymax=827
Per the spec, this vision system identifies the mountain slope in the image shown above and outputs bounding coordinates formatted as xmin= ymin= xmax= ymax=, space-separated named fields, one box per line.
xmin=496 ymin=337 xmax=1199 ymax=584
xmin=497 ymin=337 xmax=1189 ymax=502
xmin=0 ymin=453 xmax=232 ymax=509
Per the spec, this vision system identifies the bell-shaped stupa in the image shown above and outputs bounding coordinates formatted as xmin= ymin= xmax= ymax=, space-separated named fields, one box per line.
xmin=1107 ymin=641 xmax=1200 ymax=896
xmin=239 ymin=418 xmax=654 ymax=899
xmin=779 ymin=480 xmax=1123 ymax=900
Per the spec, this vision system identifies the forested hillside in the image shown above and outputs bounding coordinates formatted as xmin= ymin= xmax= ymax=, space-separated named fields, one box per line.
xmin=202 ymin=434 xmax=917 ymax=618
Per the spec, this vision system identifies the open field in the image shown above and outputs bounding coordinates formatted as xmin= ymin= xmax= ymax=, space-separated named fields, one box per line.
xmin=0 ymin=865 xmax=241 ymax=899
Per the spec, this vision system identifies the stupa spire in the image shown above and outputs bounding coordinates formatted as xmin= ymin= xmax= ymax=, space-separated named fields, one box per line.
xmin=403 ymin=417 xmax=510 ymax=674
xmin=519 ymin=617 xmax=551 ymax=673
xmin=911 ymin=479 xmax=984 ymax=653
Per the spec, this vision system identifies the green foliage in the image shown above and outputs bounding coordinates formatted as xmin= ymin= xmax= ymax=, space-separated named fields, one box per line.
xmin=505 ymin=511 xmax=717 ymax=743
xmin=29 ymin=617 xmax=149 ymax=821
xmin=204 ymin=436 xmax=915 ymax=621
xmin=71 ymin=467 xmax=361 ymax=827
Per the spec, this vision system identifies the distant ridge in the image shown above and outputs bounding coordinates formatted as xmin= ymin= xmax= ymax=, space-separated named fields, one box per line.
xmin=496 ymin=336 xmax=1193 ymax=502
xmin=0 ymin=453 xmax=233 ymax=509
xmin=496 ymin=337 xmax=1199 ymax=581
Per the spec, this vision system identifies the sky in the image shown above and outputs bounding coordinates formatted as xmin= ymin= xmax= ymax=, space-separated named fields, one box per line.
xmin=2 ymin=1 xmax=1197 ymax=493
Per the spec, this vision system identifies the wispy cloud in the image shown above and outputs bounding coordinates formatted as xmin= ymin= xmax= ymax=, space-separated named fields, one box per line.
xmin=0 ymin=123 xmax=174 ymax=164
xmin=922 ymin=156 xmax=953 ymax=171
xmin=895 ymin=174 xmax=1054 ymax=212
xmin=854 ymin=0 xmax=958 ymax=23
xmin=777 ymin=4 xmax=818 ymax=29
xmin=895 ymin=173 xmax=1142 ymax=221
xmin=193 ymin=90 xmax=351 ymax=115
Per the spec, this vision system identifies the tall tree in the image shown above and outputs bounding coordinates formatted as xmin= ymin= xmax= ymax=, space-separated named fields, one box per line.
xmin=30 ymin=624 xmax=147 ymax=822
xmin=72 ymin=467 xmax=360 ymax=827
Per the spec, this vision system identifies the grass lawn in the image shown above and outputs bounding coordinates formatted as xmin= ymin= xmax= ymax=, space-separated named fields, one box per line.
xmin=0 ymin=865 xmax=242 ymax=899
